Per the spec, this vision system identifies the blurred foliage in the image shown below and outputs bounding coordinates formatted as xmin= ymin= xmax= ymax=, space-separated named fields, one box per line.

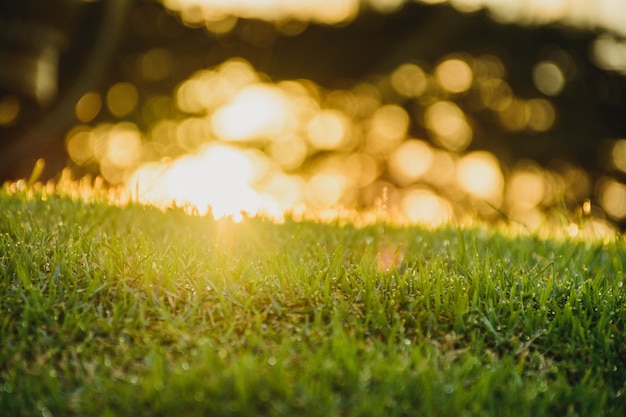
xmin=4 ymin=0 xmax=626 ymax=230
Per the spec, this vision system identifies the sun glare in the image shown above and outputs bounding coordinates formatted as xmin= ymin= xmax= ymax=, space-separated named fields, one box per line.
xmin=127 ymin=144 xmax=268 ymax=220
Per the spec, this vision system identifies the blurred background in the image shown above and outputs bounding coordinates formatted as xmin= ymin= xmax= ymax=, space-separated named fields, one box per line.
xmin=1 ymin=0 xmax=626 ymax=231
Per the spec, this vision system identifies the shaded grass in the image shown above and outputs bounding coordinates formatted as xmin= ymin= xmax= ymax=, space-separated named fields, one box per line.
xmin=0 ymin=188 xmax=625 ymax=416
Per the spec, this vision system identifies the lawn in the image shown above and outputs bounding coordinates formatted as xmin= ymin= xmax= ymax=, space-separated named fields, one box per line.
xmin=0 ymin=183 xmax=625 ymax=416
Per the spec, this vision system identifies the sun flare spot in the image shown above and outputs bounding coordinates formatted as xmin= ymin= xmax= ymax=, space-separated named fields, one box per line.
xmin=127 ymin=144 xmax=269 ymax=220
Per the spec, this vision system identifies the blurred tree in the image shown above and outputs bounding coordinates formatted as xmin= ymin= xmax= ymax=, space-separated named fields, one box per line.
xmin=2 ymin=0 xmax=626 ymax=227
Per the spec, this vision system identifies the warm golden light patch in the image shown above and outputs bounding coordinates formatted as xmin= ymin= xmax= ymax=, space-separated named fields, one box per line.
xmin=592 ymin=35 xmax=626 ymax=75
xmin=526 ymin=98 xmax=556 ymax=132
xmin=0 ymin=95 xmax=20 ymax=126
xmin=107 ymin=82 xmax=139 ymax=118
xmin=506 ymin=162 xmax=545 ymax=210
xmin=600 ymin=179 xmax=626 ymax=219
xmin=423 ymin=149 xmax=456 ymax=187
xmin=260 ymin=173 xmax=306 ymax=216
xmin=66 ymin=122 xmax=143 ymax=183
xmin=419 ymin=0 xmax=447 ymax=4
xmin=399 ymin=188 xmax=452 ymax=226
xmin=456 ymin=151 xmax=503 ymax=203
xmin=365 ymin=105 xmax=409 ymax=154
xmin=176 ymin=117 xmax=212 ymax=151
xmin=305 ymin=172 xmax=346 ymax=208
xmin=346 ymin=153 xmax=379 ymax=188
xmin=93 ymin=26 xmax=614 ymax=230
xmin=390 ymin=63 xmax=428 ymax=98
xmin=65 ymin=126 xmax=95 ymax=166
xmin=474 ymin=55 xmax=506 ymax=80
xmin=388 ymin=139 xmax=433 ymax=185
xmin=93 ymin=123 xmax=144 ymax=184
xmin=424 ymin=101 xmax=472 ymax=151
xmin=105 ymin=123 xmax=143 ymax=169
xmin=75 ymin=92 xmax=102 ymax=123
xmin=306 ymin=109 xmax=350 ymax=150
xmin=127 ymin=144 xmax=269 ymax=219
xmin=434 ymin=56 xmax=473 ymax=94
xmin=611 ymin=139 xmax=626 ymax=173
xmin=176 ymin=60 xmax=260 ymax=114
xmin=532 ymin=61 xmax=565 ymax=96
xmin=162 ymin=0 xmax=626 ymax=39
xmin=312 ymin=0 xmax=359 ymax=23
xmin=268 ymin=135 xmax=308 ymax=170
xmin=479 ymin=79 xmax=512 ymax=111
xmin=583 ymin=199 xmax=592 ymax=215
xmin=497 ymin=98 xmax=529 ymax=132
xmin=175 ymin=78 xmax=205 ymax=114
xmin=211 ymin=84 xmax=290 ymax=141
xmin=163 ymin=0 xmax=359 ymax=25
xmin=149 ymin=119 xmax=178 ymax=152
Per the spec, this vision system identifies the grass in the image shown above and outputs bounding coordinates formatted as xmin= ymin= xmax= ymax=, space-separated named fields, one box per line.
xmin=0 ymin=184 xmax=625 ymax=416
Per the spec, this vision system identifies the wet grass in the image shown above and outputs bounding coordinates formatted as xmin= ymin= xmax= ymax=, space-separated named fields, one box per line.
xmin=0 ymin=187 xmax=625 ymax=416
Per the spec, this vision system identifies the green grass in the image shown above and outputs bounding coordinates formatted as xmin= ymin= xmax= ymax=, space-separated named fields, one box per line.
xmin=1 ymin=186 xmax=625 ymax=416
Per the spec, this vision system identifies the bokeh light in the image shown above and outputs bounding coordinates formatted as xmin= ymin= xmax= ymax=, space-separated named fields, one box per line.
xmin=0 ymin=95 xmax=20 ymax=126
xmin=268 ymin=135 xmax=308 ymax=170
xmin=398 ymin=188 xmax=453 ymax=226
xmin=388 ymin=139 xmax=433 ymax=185
xmin=391 ymin=63 xmax=428 ymax=98
xmin=66 ymin=122 xmax=144 ymax=184
xmin=532 ymin=61 xmax=565 ymax=96
xmin=212 ymin=84 xmax=290 ymax=142
xmin=305 ymin=172 xmax=347 ymax=209
xmin=600 ymin=178 xmax=626 ymax=220
xmin=456 ymin=151 xmax=503 ymax=204
xmin=592 ymin=35 xmax=626 ymax=75
xmin=66 ymin=126 xmax=95 ymax=167
xmin=44 ymin=0 xmax=622 ymax=236
xmin=158 ymin=0 xmax=626 ymax=39
xmin=479 ymin=78 xmax=512 ymax=111
xmin=306 ymin=110 xmax=351 ymax=150
xmin=424 ymin=101 xmax=472 ymax=151
xmin=611 ymin=139 xmax=626 ymax=173
xmin=365 ymin=105 xmax=409 ymax=155
xmin=423 ymin=149 xmax=456 ymax=188
xmin=107 ymin=82 xmax=139 ymax=118
xmin=60 ymin=39 xmax=617 ymax=232
xmin=435 ymin=55 xmax=473 ymax=94
xmin=525 ymin=98 xmax=556 ymax=132
xmin=506 ymin=161 xmax=545 ymax=210
xmin=162 ymin=0 xmax=360 ymax=26
xmin=75 ymin=92 xmax=102 ymax=124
